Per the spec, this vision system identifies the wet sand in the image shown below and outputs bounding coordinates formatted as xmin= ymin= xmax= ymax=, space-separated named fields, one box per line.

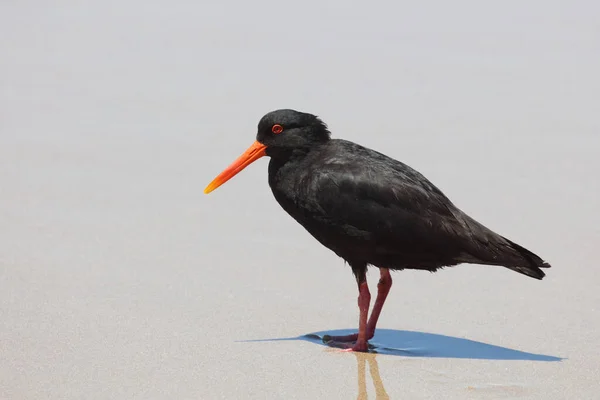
xmin=2 ymin=2 xmax=599 ymax=399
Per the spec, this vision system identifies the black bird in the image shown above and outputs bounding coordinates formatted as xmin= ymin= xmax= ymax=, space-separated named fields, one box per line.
xmin=204 ymin=109 xmax=551 ymax=352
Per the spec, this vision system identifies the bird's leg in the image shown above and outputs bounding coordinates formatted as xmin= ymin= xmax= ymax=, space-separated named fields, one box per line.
xmin=365 ymin=268 xmax=392 ymax=339
xmin=323 ymin=268 xmax=391 ymax=347
xmin=352 ymin=279 xmax=371 ymax=352
xmin=323 ymin=264 xmax=371 ymax=351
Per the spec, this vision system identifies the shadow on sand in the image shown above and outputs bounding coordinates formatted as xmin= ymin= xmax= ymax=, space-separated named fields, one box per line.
xmin=241 ymin=328 xmax=562 ymax=361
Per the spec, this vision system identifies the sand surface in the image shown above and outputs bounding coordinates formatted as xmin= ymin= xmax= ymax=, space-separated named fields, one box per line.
xmin=1 ymin=2 xmax=599 ymax=399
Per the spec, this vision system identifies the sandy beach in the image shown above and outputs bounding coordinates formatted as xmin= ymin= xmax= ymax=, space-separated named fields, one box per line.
xmin=1 ymin=2 xmax=599 ymax=398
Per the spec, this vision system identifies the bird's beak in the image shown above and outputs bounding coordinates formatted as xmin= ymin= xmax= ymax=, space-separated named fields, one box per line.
xmin=204 ymin=141 xmax=267 ymax=194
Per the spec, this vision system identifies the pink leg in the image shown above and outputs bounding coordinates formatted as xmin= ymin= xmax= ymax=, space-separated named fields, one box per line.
xmin=366 ymin=268 xmax=392 ymax=338
xmin=352 ymin=281 xmax=371 ymax=351
xmin=324 ymin=268 xmax=392 ymax=349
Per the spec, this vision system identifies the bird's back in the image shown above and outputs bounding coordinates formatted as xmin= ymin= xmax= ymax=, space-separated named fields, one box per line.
xmin=268 ymin=139 xmax=550 ymax=279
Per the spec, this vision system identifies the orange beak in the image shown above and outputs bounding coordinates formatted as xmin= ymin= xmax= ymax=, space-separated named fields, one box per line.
xmin=204 ymin=141 xmax=268 ymax=194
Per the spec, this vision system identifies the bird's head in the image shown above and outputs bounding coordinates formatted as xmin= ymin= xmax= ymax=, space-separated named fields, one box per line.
xmin=204 ymin=109 xmax=330 ymax=194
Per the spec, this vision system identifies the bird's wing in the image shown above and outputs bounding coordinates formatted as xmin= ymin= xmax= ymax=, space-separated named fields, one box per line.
xmin=300 ymin=152 xmax=467 ymax=247
xmin=286 ymin=143 xmax=548 ymax=276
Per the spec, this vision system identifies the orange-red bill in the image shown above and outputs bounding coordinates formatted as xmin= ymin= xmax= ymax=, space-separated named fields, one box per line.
xmin=204 ymin=141 xmax=267 ymax=194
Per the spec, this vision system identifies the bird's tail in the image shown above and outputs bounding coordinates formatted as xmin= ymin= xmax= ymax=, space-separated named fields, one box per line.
xmin=498 ymin=236 xmax=551 ymax=280
xmin=457 ymin=213 xmax=551 ymax=280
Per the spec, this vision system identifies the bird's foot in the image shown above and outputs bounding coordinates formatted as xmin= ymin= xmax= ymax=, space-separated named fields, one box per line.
xmin=341 ymin=341 xmax=370 ymax=352
xmin=343 ymin=341 xmax=370 ymax=352
xmin=322 ymin=333 xmax=359 ymax=343
xmin=322 ymin=335 xmax=371 ymax=352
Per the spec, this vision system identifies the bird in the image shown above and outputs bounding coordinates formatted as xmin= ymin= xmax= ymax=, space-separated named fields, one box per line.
xmin=204 ymin=109 xmax=551 ymax=352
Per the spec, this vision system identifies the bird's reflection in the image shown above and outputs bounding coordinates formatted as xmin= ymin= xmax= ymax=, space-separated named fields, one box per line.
xmin=354 ymin=352 xmax=389 ymax=400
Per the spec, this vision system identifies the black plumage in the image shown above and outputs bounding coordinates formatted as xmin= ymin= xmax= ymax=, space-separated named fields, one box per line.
xmin=205 ymin=109 xmax=551 ymax=352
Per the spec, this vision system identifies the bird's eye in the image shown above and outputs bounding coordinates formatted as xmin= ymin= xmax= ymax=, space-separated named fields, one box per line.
xmin=271 ymin=124 xmax=284 ymax=134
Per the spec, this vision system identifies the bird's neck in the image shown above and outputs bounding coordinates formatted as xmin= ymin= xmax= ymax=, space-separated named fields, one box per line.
xmin=267 ymin=142 xmax=325 ymax=164
xmin=267 ymin=144 xmax=323 ymax=182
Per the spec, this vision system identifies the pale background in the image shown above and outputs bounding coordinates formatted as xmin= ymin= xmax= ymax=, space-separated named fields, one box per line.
xmin=1 ymin=1 xmax=599 ymax=399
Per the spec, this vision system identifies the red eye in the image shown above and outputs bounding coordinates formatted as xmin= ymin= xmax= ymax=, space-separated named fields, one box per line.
xmin=271 ymin=124 xmax=283 ymax=134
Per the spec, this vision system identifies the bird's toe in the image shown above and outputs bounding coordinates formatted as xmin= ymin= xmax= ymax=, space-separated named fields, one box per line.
xmin=322 ymin=333 xmax=359 ymax=343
